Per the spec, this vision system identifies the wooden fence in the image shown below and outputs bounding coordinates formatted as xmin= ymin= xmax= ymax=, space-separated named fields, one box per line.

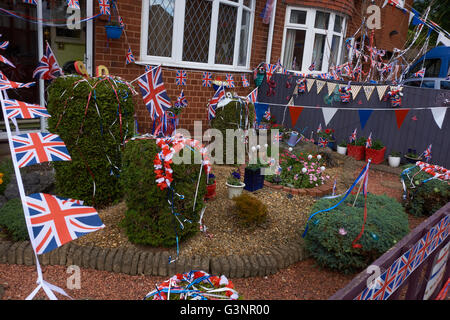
xmin=329 ymin=202 xmax=450 ymax=300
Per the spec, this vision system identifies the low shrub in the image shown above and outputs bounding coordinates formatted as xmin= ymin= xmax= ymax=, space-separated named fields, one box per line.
xmin=0 ymin=158 xmax=14 ymax=196
xmin=0 ymin=198 xmax=28 ymax=241
xmin=232 ymin=193 xmax=267 ymax=227
xmin=303 ymin=193 xmax=409 ymax=274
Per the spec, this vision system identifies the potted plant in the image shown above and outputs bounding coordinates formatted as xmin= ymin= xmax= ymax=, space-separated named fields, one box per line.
xmin=404 ymin=149 xmax=423 ymax=164
xmin=388 ymin=150 xmax=402 ymax=167
xmin=365 ymin=139 xmax=386 ymax=164
xmin=243 ymin=161 xmax=267 ymax=192
xmin=317 ymin=128 xmax=336 ymax=150
xmin=105 ymin=21 xmax=123 ymax=40
xmin=347 ymin=137 xmax=366 ymax=161
xmin=226 ymin=170 xmax=245 ymax=199
xmin=337 ymin=140 xmax=347 ymax=155
xmin=205 ymin=173 xmax=216 ymax=200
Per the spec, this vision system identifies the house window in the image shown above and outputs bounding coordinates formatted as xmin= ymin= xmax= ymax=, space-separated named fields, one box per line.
xmin=281 ymin=6 xmax=347 ymax=73
xmin=140 ymin=0 xmax=254 ymax=71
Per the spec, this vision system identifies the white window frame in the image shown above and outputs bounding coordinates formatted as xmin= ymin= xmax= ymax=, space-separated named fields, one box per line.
xmin=280 ymin=6 xmax=347 ymax=74
xmin=139 ymin=0 xmax=255 ymax=72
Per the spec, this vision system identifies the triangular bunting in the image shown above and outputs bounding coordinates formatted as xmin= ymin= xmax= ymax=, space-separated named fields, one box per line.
xmin=431 ymin=107 xmax=447 ymax=129
xmin=322 ymin=107 xmax=339 ymax=126
xmin=289 ymin=106 xmax=304 ymax=127
xmin=358 ymin=109 xmax=374 ymax=130
xmin=316 ymin=80 xmax=326 ymax=94
xmin=394 ymin=109 xmax=410 ymax=129
xmin=327 ymin=82 xmax=337 ymax=95
xmin=350 ymin=85 xmax=362 ymax=99
xmin=363 ymin=85 xmax=375 ymax=101
xmin=376 ymin=85 xmax=388 ymax=100
xmin=306 ymin=79 xmax=315 ymax=92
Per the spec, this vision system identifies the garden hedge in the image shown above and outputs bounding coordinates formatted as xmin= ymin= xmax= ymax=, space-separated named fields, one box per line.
xmin=303 ymin=193 xmax=409 ymax=274
xmin=46 ymin=76 xmax=135 ymax=207
xmin=120 ymin=139 xmax=206 ymax=247
xmin=0 ymin=198 xmax=28 ymax=241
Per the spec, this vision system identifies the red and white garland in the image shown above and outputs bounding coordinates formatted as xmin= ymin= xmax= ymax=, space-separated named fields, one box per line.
xmin=416 ymin=161 xmax=450 ymax=181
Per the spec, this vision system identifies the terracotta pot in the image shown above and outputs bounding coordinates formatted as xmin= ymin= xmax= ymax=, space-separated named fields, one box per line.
xmin=347 ymin=144 xmax=365 ymax=160
xmin=205 ymin=181 xmax=216 ymax=200
xmin=365 ymin=147 xmax=386 ymax=164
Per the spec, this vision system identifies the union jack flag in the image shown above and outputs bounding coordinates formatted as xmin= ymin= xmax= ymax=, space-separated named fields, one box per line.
xmin=423 ymin=144 xmax=432 ymax=162
xmin=66 ymin=0 xmax=80 ymax=9
xmin=308 ymin=62 xmax=316 ymax=71
xmin=3 ymin=99 xmax=50 ymax=119
xmin=22 ymin=0 xmax=37 ymax=4
xmin=98 ymin=0 xmax=110 ymax=15
xmin=372 ymin=259 xmax=401 ymax=300
xmin=350 ymin=128 xmax=357 ymax=143
xmin=202 ymin=72 xmax=212 ymax=87
xmin=12 ymin=132 xmax=71 ymax=168
xmin=247 ymin=88 xmax=258 ymax=104
xmin=317 ymin=123 xmax=322 ymax=133
xmin=414 ymin=68 xmax=426 ymax=78
xmin=33 ymin=42 xmax=63 ymax=80
xmin=273 ymin=133 xmax=283 ymax=142
xmin=0 ymin=41 xmax=9 ymax=50
xmin=175 ymin=89 xmax=187 ymax=108
xmin=366 ymin=132 xmax=372 ymax=148
xmin=25 ymin=193 xmax=104 ymax=255
xmin=126 ymin=47 xmax=135 ymax=65
xmin=175 ymin=70 xmax=187 ymax=86
xmin=225 ymin=74 xmax=235 ymax=88
xmin=318 ymin=137 xmax=328 ymax=148
xmin=0 ymin=78 xmax=35 ymax=91
xmin=0 ymin=54 xmax=15 ymax=68
xmin=263 ymin=110 xmax=271 ymax=121
xmin=137 ymin=66 xmax=171 ymax=120
xmin=265 ymin=63 xmax=277 ymax=81
xmin=241 ymin=75 xmax=250 ymax=87
xmin=208 ymin=85 xmax=225 ymax=120
xmin=118 ymin=16 xmax=125 ymax=28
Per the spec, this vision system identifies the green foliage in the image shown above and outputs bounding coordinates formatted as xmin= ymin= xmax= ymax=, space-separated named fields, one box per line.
xmin=352 ymin=136 xmax=366 ymax=146
xmin=390 ymin=150 xmax=401 ymax=157
xmin=402 ymin=166 xmax=450 ymax=217
xmin=120 ymin=139 xmax=206 ymax=247
xmin=0 ymin=158 xmax=14 ymax=195
xmin=370 ymin=139 xmax=384 ymax=150
xmin=232 ymin=193 xmax=267 ymax=227
xmin=46 ymin=76 xmax=135 ymax=208
xmin=338 ymin=140 xmax=347 ymax=147
xmin=303 ymin=194 xmax=409 ymax=274
xmin=0 ymin=198 xmax=28 ymax=241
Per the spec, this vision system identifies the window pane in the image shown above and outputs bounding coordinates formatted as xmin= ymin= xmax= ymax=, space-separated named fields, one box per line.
xmin=147 ymin=0 xmax=175 ymax=57
xmin=312 ymin=33 xmax=326 ymax=70
xmin=215 ymin=3 xmax=237 ymax=65
xmin=329 ymin=35 xmax=341 ymax=67
xmin=243 ymin=0 xmax=251 ymax=8
xmin=283 ymin=29 xmax=306 ymax=71
xmin=314 ymin=11 xmax=330 ymax=29
xmin=407 ymin=58 xmax=441 ymax=78
xmin=183 ymin=0 xmax=212 ymax=63
xmin=334 ymin=15 xmax=342 ymax=33
xmin=290 ymin=10 xmax=307 ymax=24
xmin=238 ymin=9 xmax=251 ymax=66
xmin=441 ymin=81 xmax=450 ymax=90
xmin=421 ymin=81 xmax=436 ymax=88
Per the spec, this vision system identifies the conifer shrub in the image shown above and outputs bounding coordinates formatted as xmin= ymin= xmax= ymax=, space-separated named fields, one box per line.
xmin=120 ymin=139 xmax=206 ymax=247
xmin=46 ymin=76 xmax=135 ymax=207
xmin=0 ymin=158 xmax=14 ymax=196
xmin=303 ymin=193 xmax=409 ymax=274
xmin=0 ymin=198 xmax=28 ymax=241
xmin=232 ymin=193 xmax=268 ymax=227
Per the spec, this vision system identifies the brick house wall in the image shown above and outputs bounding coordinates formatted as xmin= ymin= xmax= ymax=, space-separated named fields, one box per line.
xmin=93 ymin=0 xmax=412 ymax=134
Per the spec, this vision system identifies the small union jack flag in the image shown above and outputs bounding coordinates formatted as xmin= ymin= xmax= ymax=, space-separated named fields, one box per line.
xmin=318 ymin=137 xmax=328 ymax=148
xmin=175 ymin=89 xmax=188 ymax=108
xmin=366 ymin=132 xmax=372 ymax=148
xmin=22 ymin=0 xmax=37 ymax=4
xmin=247 ymin=88 xmax=258 ymax=104
xmin=241 ymin=75 xmax=249 ymax=87
xmin=137 ymin=66 xmax=171 ymax=120
xmin=202 ymin=72 xmax=212 ymax=87
xmin=3 ymin=99 xmax=50 ymax=120
xmin=273 ymin=133 xmax=283 ymax=142
xmin=66 ymin=0 xmax=80 ymax=9
xmin=423 ymin=144 xmax=432 ymax=162
xmin=265 ymin=63 xmax=277 ymax=81
xmin=0 ymin=78 xmax=35 ymax=91
xmin=350 ymin=128 xmax=357 ymax=143
xmin=25 ymin=193 xmax=104 ymax=255
xmin=0 ymin=41 xmax=9 ymax=50
xmin=33 ymin=42 xmax=63 ymax=80
xmin=12 ymin=132 xmax=71 ymax=168
xmin=225 ymin=74 xmax=235 ymax=88
xmin=126 ymin=47 xmax=135 ymax=65
xmin=308 ymin=62 xmax=316 ymax=71
xmin=0 ymin=54 xmax=15 ymax=68
xmin=98 ymin=0 xmax=110 ymax=15
xmin=263 ymin=110 xmax=271 ymax=121
xmin=208 ymin=85 xmax=225 ymax=120
xmin=317 ymin=123 xmax=322 ymax=133
xmin=118 ymin=16 xmax=125 ymax=28
xmin=175 ymin=70 xmax=187 ymax=86
xmin=413 ymin=68 xmax=426 ymax=78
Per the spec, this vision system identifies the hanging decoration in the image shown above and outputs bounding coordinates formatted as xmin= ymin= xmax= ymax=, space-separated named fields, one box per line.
xmin=202 ymin=71 xmax=212 ymax=87
xmin=98 ymin=0 xmax=111 ymax=15
xmin=125 ymin=47 xmax=135 ymax=65
xmin=339 ymin=85 xmax=352 ymax=103
xmin=394 ymin=109 xmax=410 ymax=129
xmin=288 ymin=105 xmax=304 ymax=127
xmin=297 ymin=78 xmax=306 ymax=94
xmin=386 ymin=86 xmax=403 ymax=107
xmin=241 ymin=75 xmax=249 ymax=87
xmin=175 ymin=70 xmax=187 ymax=86
xmin=225 ymin=73 xmax=235 ymax=88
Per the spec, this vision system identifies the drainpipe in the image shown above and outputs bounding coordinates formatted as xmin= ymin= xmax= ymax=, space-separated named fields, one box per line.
xmin=265 ymin=0 xmax=277 ymax=64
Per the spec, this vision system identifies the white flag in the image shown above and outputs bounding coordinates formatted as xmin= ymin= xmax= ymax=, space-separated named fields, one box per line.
xmin=431 ymin=107 xmax=447 ymax=129
xmin=322 ymin=107 xmax=339 ymax=126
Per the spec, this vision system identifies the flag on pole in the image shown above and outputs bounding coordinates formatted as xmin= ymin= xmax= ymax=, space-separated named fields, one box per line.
xmin=366 ymin=132 xmax=373 ymax=148
xmin=0 ymin=54 xmax=16 ymax=68
xmin=308 ymin=62 xmax=316 ymax=71
xmin=247 ymin=88 xmax=258 ymax=104
xmin=0 ymin=41 xmax=9 ymax=50
xmin=33 ymin=42 xmax=63 ymax=80
xmin=413 ymin=68 xmax=425 ymax=78
xmin=126 ymin=47 xmax=135 ymax=65
xmin=175 ymin=89 xmax=188 ymax=108
xmin=208 ymin=85 xmax=225 ymax=120
xmin=137 ymin=66 xmax=171 ymax=120
xmin=350 ymin=128 xmax=357 ymax=143
xmin=317 ymin=123 xmax=322 ymax=133
xmin=423 ymin=144 xmax=432 ymax=162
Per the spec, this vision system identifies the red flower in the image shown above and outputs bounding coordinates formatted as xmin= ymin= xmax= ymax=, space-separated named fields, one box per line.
xmin=325 ymin=129 xmax=331 ymax=134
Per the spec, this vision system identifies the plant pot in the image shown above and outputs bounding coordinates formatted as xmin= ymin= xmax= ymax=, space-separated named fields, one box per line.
xmin=388 ymin=156 xmax=401 ymax=168
xmin=205 ymin=181 xmax=216 ymax=200
xmin=347 ymin=144 xmax=365 ymax=161
xmin=365 ymin=146 xmax=386 ymax=164
xmin=226 ymin=182 xmax=245 ymax=199
xmin=404 ymin=155 xmax=423 ymax=164
xmin=243 ymin=167 xmax=264 ymax=192
xmin=105 ymin=25 xmax=123 ymax=39
xmin=327 ymin=140 xmax=336 ymax=150
xmin=337 ymin=145 xmax=347 ymax=155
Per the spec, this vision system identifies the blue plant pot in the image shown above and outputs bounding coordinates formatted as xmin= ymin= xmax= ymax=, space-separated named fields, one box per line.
xmin=105 ymin=25 xmax=123 ymax=39
xmin=244 ymin=167 xmax=264 ymax=192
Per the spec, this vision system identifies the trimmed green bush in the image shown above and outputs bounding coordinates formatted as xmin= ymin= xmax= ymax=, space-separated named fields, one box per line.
xmin=303 ymin=194 xmax=409 ymax=274
xmin=0 ymin=158 xmax=14 ymax=196
xmin=402 ymin=166 xmax=450 ymax=217
xmin=0 ymin=198 xmax=28 ymax=241
xmin=46 ymin=76 xmax=135 ymax=208
xmin=120 ymin=139 xmax=206 ymax=247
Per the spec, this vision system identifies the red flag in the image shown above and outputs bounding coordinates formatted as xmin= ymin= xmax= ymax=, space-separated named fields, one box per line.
xmin=395 ymin=109 xmax=410 ymax=129
xmin=289 ymin=106 xmax=304 ymax=127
